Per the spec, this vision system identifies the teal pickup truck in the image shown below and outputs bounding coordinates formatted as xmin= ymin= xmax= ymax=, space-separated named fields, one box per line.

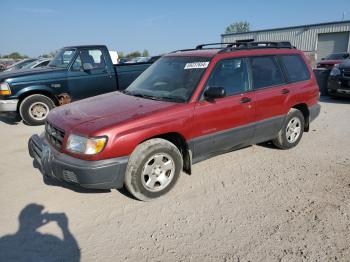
xmin=0 ymin=45 xmax=153 ymax=125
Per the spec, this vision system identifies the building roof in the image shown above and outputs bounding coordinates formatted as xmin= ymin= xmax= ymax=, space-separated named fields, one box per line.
xmin=221 ymin=20 xmax=350 ymax=37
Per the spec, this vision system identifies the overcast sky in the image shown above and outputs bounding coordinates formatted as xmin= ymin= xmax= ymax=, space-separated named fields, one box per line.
xmin=1 ymin=0 xmax=349 ymax=57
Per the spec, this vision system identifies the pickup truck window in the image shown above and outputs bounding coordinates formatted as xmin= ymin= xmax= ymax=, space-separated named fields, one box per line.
xmin=125 ymin=56 xmax=210 ymax=102
xmin=80 ymin=49 xmax=106 ymax=69
xmin=71 ymin=56 xmax=82 ymax=71
xmin=205 ymin=58 xmax=249 ymax=96
xmin=49 ymin=49 xmax=76 ymax=68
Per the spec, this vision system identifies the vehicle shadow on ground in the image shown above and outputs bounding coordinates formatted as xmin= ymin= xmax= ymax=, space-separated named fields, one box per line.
xmin=0 ymin=203 xmax=81 ymax=262
xmin=256 ymin=141 xmax=277 ymax=149
xmin=319 ymin=96 xmax=350 ymax=104
xmin=0 ymin=113 xmax=22 ymax=125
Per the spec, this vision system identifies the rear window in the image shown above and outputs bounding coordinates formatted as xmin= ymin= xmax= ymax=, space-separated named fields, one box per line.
xmin=280 ymin=55 xmax=310 ymax=83
xmin=251 ymin=56 xmax=285 ymax=89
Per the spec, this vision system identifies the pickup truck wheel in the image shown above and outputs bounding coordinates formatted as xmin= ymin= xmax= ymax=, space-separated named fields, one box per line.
xmin=19 ymin=94 xmax=55 ymax=126
xmin=272 ymin=108 xmax=304 ymax=149
xmin=124 ymin=138 xmax=183 ymax=201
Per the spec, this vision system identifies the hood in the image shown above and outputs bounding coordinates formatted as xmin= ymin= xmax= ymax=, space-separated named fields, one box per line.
xmin=0 ymin=66 xmax=65 ymax=83
xmin=47 ymin=91 xmax=179 ymax=135
xmin=318 ymin=59 xmax=341 ymax=65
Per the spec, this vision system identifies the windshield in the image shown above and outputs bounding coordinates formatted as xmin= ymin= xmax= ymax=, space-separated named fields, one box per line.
xmin=324 ymin=53 xmax=348 ymax=60
xmin=49 ymin=49 xmax=76 ymax=68
xmin=125 ymin=56 xmax=210 ymax=102
xmin=5 ymin=59 xmax=36 ymax=71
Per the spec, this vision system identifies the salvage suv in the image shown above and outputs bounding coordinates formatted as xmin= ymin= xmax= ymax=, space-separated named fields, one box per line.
xmin=29 ymin=42 xmax=320 ymax=201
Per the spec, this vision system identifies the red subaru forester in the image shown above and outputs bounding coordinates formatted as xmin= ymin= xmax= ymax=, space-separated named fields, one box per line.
xmin=29 ymin=42 xmax=320 ymax=201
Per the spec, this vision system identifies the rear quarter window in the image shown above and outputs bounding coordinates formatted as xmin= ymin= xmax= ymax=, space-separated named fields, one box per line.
xmin=280 ymin=55 xmax=310 ymax=83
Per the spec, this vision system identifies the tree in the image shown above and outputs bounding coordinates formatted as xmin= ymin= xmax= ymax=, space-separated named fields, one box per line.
xmin=225 ymin=21 xmax=250 ymax=34
xmin=118 ymin=51 xmax=125 ymax=59
xmin=142 ymin=49 xmax=150 ymax=57
xmin=126 ymin=51 xmax=141 ymax=59
xmin=2 ymin=52 xmax=28 ymax=60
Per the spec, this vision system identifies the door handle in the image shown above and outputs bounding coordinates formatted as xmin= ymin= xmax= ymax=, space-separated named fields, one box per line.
xmin=281 ymin=89 xmax=290 ymax=94
xmin=240 ymin=97 xmax=252 ymax=104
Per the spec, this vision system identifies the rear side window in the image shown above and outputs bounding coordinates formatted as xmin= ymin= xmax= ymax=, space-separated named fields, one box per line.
xmin=280 ymin=55 xmax=310 ymax=82
xmin=251 ymin=56 xmax=284 ymax=89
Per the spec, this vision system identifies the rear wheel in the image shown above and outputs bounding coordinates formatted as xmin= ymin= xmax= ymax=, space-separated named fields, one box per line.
xmin=124 ymin=138 xmax=183 ymax=201
xmin=19 ymin=94 xmax=55 ymax=125
xmin=272 ymin=109 xmax=305 ymax=149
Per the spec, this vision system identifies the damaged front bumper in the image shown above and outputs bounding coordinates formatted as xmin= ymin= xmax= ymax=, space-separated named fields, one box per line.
xmin=28 ymin=133 xmax=128 ymax=189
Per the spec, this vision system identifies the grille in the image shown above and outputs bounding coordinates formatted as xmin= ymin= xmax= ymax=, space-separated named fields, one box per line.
xmin=343 ymin=69 xmax=350 ymax=78
xmin=45 ymin=122 xmax=65 ymax=150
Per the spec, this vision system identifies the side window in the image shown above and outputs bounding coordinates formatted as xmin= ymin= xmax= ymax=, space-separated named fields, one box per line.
xmin=251 ymin=56 xmax=284 ymax=89
xmin=80 ymin=49 xmax=106 ymax=69
xmin=71 ymin=55 xmax=82 ymax=71
xmin=280 ymin=55 xmax=310 ymax=82
xmin=205 ymin=58 xmax=249 ymax=96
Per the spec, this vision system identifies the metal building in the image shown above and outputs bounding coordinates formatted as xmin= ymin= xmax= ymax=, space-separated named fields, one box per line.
xmin=221 ymin=20 xmax=350 ymax=64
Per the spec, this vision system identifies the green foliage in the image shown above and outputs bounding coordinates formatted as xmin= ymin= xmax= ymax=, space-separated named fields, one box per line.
xmin=118 ymin=51 xmax=125 ymax=59
xmin=2 ymin=52 xmax=29 ymax=59
xmin=142 ymin=49 xmax=150 ymax=57
xmin=126 ymin=51 xmax=142 ymax=59
xmin=225 ymin=21 xmax=250 ymax=34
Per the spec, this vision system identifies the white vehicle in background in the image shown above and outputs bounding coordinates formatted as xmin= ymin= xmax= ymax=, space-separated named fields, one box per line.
xmin=20 ymin=58 xmax=51 ymax=70
xmin=109 ymin=51 xmax=119 ymax=64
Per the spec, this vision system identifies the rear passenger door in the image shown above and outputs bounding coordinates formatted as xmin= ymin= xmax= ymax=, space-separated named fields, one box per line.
xmin=192 ymin=58 xmax=255 ymax=162
xmin=249 ymin=56 xmax=290 ymax=143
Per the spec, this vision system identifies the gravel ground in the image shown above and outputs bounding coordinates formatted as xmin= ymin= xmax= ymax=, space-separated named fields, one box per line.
xmin=0 ymin=97 xmax=349 ymax=262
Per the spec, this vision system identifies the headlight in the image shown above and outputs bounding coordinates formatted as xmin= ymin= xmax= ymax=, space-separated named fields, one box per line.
xmin=0 ymin=82 xmax=11 ymax=95
xmin=330 ymin=64 xmax=341 ymax=76
xmin=66 ymin=134 xmax=107 ymax=155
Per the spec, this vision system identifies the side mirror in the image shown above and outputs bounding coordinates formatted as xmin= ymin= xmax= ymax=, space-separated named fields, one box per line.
xmin=204 ymin=86 xmax=226 ymax=100
xmin=82 ymin=63 xmax=93 ymax=71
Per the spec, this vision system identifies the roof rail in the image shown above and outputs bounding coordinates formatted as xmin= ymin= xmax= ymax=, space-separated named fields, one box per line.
xmin=170 ymin=41 xmax=295 ymax=54
xmin=219 ymin=41 xmax=295 ymax=53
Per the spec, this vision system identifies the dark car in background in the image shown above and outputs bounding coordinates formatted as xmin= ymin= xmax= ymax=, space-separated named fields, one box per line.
xmin=317 ymin=52 xmax=349 ymax=69
xmin=328 ymin=58 xmax=350 ymax=97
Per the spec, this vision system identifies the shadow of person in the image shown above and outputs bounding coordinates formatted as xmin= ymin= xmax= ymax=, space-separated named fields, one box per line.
xmin=0 ymin=203 xmax=80 ymax=262
xmin=0 ymin=112 xmax=22 ymax=125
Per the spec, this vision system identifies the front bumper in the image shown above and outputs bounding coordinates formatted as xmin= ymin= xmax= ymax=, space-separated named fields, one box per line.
xmin=328 ymin=78 xmax=350 ymax=97
xmin=28 ymin=134 xmax=128 ymax=189
xmin=0 ymin=99 xmax=18 ymax=112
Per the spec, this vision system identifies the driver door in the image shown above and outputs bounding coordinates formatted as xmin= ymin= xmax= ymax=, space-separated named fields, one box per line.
xmin=67 ymin=48 xmax=117 ymax=101
xmin=191 ymin=58 xmax=255 ymax=162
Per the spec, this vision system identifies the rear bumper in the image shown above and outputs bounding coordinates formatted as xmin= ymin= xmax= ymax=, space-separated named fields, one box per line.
xmin=0 ymin=99 xmax=18 ymax=112
xmin=309 ymin=103 xmax=321 ymax=123
xmin=28 ymin=134 xmax=128 ymax=189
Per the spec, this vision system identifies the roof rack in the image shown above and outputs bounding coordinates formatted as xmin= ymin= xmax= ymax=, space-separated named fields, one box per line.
xmin=171 ymin=41 xmax=295 ymax=54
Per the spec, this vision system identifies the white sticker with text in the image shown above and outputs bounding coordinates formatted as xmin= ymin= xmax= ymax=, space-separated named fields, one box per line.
xmin=184 ymin=62 xmax=209 ymax=69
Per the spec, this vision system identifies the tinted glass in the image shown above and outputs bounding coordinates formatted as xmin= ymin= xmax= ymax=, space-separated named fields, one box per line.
xmin=71 ymin=55 xmax=82 ymax=71
xmin=251 ymin=56 xmax=284 ymax=89
xmin=126 ymin=56 xmax=210 ymax=102
xmin=205 ymin=58 xmax=249 ymax=96
xmin=280 ymin=55 xmax=310 ymax=82
xmin=80 ymin=49 xmax=106 ymax=69
xmin=49 ymin=49 xmax=76 ymax=68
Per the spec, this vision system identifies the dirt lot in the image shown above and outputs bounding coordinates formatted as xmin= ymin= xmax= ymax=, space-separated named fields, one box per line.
xmin=0 ymin=97 xmax=349 ymax=262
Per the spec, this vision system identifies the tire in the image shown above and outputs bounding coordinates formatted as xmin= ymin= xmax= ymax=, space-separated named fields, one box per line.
xmin=19 ymin=94 xmax=55 ymax=126
xmin=124 ymin=138 xmax=183 ymax=201
xmin=272 ymin=108 xmax=305 ymax=150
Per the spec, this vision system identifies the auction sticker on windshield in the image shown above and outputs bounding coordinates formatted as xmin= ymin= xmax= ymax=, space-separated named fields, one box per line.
xmin=184 ymin=62 xmax=209 ymax=69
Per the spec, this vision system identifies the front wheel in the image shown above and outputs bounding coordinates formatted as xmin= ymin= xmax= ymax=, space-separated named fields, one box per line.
xmin=124 ymin=138 xmax=183 ymax=201
xmin=272 ymin=109 xmax=305 ymax=149
xmin=19 ymin=94 xmax=55 ymax=125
